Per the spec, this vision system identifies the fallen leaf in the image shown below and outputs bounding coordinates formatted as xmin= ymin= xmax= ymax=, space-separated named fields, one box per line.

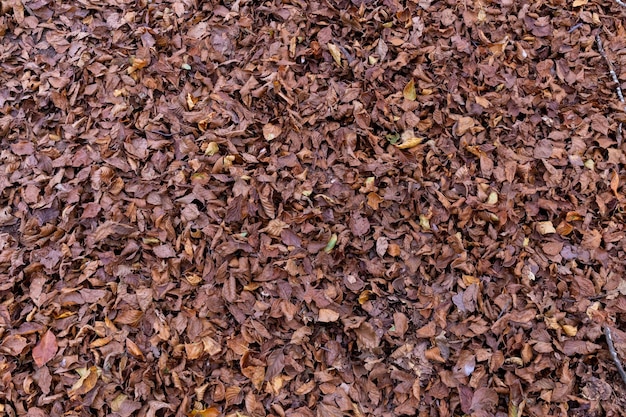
xmin=403 ymin=79 xmax=416 ymax=101
xmin=32 ymin=330 xmax=58 ymax=368
xmin=262 ymin=123 xmax=282 ymax=141
xmin=327 ymin=43 xmax=342 ymax=65
xmin=318 ymin=308 xmax=340 ymax=322
xmin=536 ymin=221 xmax=556 ymax=235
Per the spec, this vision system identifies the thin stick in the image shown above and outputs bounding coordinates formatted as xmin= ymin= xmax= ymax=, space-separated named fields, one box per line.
xmin=596 ymin=34 xmax=625 ymax=145
xmin=612 ymin=0 xmax=626 ymax=7
xmin=604 ymin=325 xmax=626 ymax=386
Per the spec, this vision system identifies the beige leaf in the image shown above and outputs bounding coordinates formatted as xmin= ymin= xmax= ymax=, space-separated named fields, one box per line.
xmin=262 ymin=123 xmax=282 ymax=141
xmin=327 ymin=43 xmax=342 ymax=66
xmin=395 ymin=136 xmax=423 ymax=149
xmin=475 ymin=96 xmax=491 ymax=108
xmin=318 ymin=308 xmax=340 ymax=322
xmin=69 ymin=366 xmax=100 ymax=398
xmin=454 ymin=116 xmax=475 ymax=136
xmin=185 ymin=341 xmax=204 ymax=360
xmin=536 ymin=221 xmax=556 ymax=235
xmin=202 ymin=336 xmax=222 ymax=356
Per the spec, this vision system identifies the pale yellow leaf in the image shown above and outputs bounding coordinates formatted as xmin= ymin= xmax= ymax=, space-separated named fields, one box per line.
xmin=403 ymin=79 xmax=416 ymax=101
xmin=327 ymin=43 xmax=342 ymax=66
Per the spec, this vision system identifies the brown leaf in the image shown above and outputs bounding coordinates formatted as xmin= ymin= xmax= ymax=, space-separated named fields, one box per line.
xmin=114 ymin=309 xmax=143 ymax=327
xmin=454 ymin=117 xmax=475 ymax=136
xmin=355 ymin=322 xmax=380 ymax=350
xmin=349 ymin=213 xmax=370 ymax=237
xmin=1 ymin=335 xmax=28 ymax=356
xmin=32 ymin=329 xmax=57 ymax=368
xmin=318 ymin=308 xmax=340 ymax=322
xmin=152 ymin=243 xmax=176 ymax=258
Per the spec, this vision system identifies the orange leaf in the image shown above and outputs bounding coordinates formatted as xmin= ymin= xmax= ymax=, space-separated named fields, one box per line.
xmin=188 ymin=407 xmax=220 ymax=417
xmin=32 ymin=329 xmax=57 ymax=368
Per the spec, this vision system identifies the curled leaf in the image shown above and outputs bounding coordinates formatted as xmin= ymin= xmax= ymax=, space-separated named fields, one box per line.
xmin=395 ymin=136 xmax=423 ymax=149
xmin=403 ymin=79 xmax=416 ymax=101
xmin=324 ymin=233 xmax=338 ymax=253
xmin=327 ymin=43 xmax=342 ymax=66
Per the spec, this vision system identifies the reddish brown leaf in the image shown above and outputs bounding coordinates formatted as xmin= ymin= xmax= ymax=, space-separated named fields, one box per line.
xmin=32 ymin=330 xmax=57 ymax=368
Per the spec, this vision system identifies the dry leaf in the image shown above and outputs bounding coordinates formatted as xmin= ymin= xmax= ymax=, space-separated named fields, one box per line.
xmin=318 ymin=308 xmax=340 ymax=322
xmin=32 ymin=330 xmax=57 ymax=368
xmin=327 ymin=43 xmax=342 ymax=65
xmin=395 ymin=136 xmax=423 ymax=149
xmin=403 ymin=79 xmax=416 ymax=101
xmin=454 ymin=117 xmax=475 ymax=136
xmin=536 ymin=221 xmax=556 ymax=235
xmin=188 ymin=407 xmax=220 ymax=417
xmin=262 ymin=123 xmax=282 ymax=141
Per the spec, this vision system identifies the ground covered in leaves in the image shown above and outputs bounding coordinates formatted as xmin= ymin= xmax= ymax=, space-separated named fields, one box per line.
xmin=3 ymin=0 xmax=626 ymax=416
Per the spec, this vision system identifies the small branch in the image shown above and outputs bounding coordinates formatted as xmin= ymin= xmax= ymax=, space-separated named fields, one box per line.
xmin=596 ymin=34 xmax=625 ymax=145
xmin=604 ymin=325 xmax=626 ymax=386
xmin=613 ymin=0 xmax=626 ymax=7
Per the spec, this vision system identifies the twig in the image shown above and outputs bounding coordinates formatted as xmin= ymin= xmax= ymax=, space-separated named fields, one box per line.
xmin=612 ymin=0 xmax=626 ymax=7
xmin=604 ymin=325 xmax=626 ymax=386
xmin=596 ymin=34 xmax=625 ymax=145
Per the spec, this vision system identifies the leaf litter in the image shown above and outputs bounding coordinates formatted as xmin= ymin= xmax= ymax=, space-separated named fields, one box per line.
xmin=2 ymin=0 xmax=626 ymax=416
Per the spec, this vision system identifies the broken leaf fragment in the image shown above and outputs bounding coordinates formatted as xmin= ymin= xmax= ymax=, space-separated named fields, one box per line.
xmin=419 ymin=214 xmax=431 ymax=231
xmin=263 ymin=123 xmax=282 ymax=141
xmin=327 ymin=42 xmax=342 ymax=66
xmin=403 ymin=79 xmax=416 ymax=101
xmin=127 ymin=56 xmax=149 ymax=74
xmin=204 ymin=142 xmax=219 ymax=156
xmin=186 ymin=93 xmax=197 ymax=110
xmin=386 ymin=132 xmax=400 ymax=144
xmin=536 ymin=221 xmax=556 ymax=235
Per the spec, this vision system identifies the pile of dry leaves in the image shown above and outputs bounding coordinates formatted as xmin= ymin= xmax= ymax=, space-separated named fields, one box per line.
xmin=2 ymin=0 xmax=626 ymax=416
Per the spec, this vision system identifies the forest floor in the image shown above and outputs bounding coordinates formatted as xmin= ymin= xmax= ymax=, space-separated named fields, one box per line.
xmin=2 ymin=0 xmax=626 ymax=416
